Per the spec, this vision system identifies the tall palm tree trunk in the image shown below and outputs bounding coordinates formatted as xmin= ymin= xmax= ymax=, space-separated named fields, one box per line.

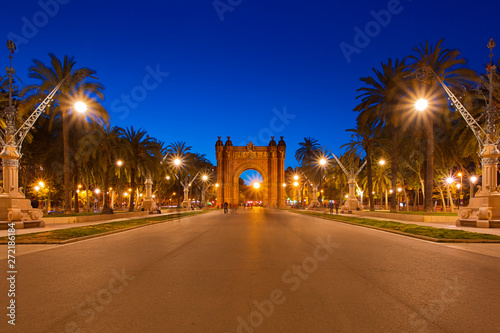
xmin=103 ymin=167 xmax=110 ymax=210
xmin=129 ymin=168 xmax=136 ymax=212
xmin=63 ymin=110 xmax=72 ymax=214
xmin=425 ymin=118 xmax=434 ymax=213
xmin=73 ymin=169 xmax=79 ymax=213
xmin=367 ymin=154 xmax=374 ymax=211
xmin=390 ymin=127 xmax=398 ymax=212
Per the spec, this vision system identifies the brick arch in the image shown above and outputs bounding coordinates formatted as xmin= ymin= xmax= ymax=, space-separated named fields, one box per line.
xmin=215 ymin=137 xmax=286 ymax=208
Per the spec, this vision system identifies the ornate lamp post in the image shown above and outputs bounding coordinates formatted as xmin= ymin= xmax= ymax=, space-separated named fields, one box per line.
xmin=200 ymin=175 xmax=209 ymax=207
xmin=324 ymin=149 xmax=366 ymax=212
xmin=413 ymin=39 xmax=500 ymax=227
xmin=0 ymin=41 xmax=85 ymax=226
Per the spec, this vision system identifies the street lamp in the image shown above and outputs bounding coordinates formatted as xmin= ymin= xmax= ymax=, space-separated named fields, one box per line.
xmin=415 ymin=98 xmax=433 ymax=214
xmin=446 ymin=177 xmax=454 ymax=212
xmin=415 ymin=98 xmax=429 ymax=111
xmin=74 ymin=101 xmax=87 ymax=113
xmin=116 ymin=160 xmax=124 ymax=210
xmin=457 ymin=172 xmax=463 ymax=208
xmin=470 ymin=176 xmax=478 ymax=200
xmin=397 ymin=187 xmax=402 ymax=210
xmin=94 ymin=189 xmax=101 ymax=212
xmin=379 ymin=159 xmax=386 ymax=166
xmin=200 ymin=174 xmax=209 ymax=207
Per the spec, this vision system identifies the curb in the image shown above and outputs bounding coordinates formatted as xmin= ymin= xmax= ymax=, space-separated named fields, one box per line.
xmin=0 ymin=211 xmax=212 ymax=245
xmin=291 ymin=211 xmax=500 ymax=243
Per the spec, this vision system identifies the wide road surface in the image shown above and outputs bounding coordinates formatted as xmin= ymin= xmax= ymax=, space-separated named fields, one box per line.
xmin=1 ymin=208 xmax=500 ymax=332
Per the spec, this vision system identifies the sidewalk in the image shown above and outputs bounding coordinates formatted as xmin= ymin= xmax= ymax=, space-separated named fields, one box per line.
xmin=0 ymin=210 xmax=203 ymax=237
xmin=296 ymin=209 xmax=500 ymax=259
xmin=300 ymin=209 xmax=500 ymax=236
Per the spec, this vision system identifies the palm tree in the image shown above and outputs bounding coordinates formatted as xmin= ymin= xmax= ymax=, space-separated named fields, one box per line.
xmin=23 ymin=54 xmax=107 ymax=213
xmin=354 ymin=58 xmax=408 ymax=212
xmin=295 ymin=137 xmax=321 ymax=168
xmin=164 ymin=141 xmax=193 ymax=206
xmin=408 ymin=39 xmax=477 ymax=213
xmin=77 ymin=123 xmax=121 ymax=212
xmin=118 ymin=126 xmax=160 ymax=211
xmin=342 ymin=114 xmax=382 ymax=211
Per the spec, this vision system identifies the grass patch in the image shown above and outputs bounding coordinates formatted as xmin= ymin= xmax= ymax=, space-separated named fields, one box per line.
xmin=43 ymin=211 xmax=148 ymax=218
xmin=366 ymin=210 xmax=457 ymax=216
xmin=1 ymin=211 xmax=206 ymax=244
xmin=295 ymin=211 xmax=500 ymax=242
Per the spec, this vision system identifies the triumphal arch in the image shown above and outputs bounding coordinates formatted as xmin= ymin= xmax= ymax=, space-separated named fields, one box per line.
xmin=215 ymin=136 xmax=286 ymax=208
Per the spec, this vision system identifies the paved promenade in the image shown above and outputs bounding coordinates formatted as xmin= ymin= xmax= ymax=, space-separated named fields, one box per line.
xmin=1 ymin=208 xmax=499 ymax=332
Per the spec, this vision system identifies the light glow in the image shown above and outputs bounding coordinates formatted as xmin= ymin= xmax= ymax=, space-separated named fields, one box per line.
xmin=415 ymin=98 xmax=428 ymax=111
xmin=74 ymin=101 xmax=87 ymax=113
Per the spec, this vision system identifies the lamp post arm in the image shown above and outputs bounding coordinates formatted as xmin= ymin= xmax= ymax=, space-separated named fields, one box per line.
xmin=5 ymin=71 xmax=73 ymax=149
xmin=190 ymin=171 xmax=201 ymax=184
xmin=415 ymin=67 xmax=488 ymax=148
xmin=355 ymin=160 xmax=367 ymax=178
xmin=327 ymin=149 xmax=350 ymax=178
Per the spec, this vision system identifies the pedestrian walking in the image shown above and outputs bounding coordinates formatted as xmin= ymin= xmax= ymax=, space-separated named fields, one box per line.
xmin=31 ymin=196 xmax=39 ymax=209
xmin=335 ymin=202 xmax=339 ymax=215
xmin=329 ymin=201 xmax=333 ymax=214
xmin=223 ymin=202 xmax=228 ymax=214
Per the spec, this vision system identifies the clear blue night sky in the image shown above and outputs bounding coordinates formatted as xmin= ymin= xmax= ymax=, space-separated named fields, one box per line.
xmin=2 ymin=0 xmax=499 ymax=170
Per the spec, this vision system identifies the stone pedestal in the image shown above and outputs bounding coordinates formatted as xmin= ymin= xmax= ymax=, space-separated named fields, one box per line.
xmin=457 ymin=144 xmax=500 ymax=228
xmin=0 ymin=146 xmax=43 ymax=226
xmin=143 ymin=178 xmax=156 ymax=212
xmin=182 ymin=187 xmax=190 ymax=208
xmin=341 ymin=177 xmax=362 ymax=212
xmin=308 ymin=186 xmax=320 ymax=208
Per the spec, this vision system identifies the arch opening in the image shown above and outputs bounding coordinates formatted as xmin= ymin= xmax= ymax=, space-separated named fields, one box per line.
xmin=239 ymin=169 xmax=264 ymax=207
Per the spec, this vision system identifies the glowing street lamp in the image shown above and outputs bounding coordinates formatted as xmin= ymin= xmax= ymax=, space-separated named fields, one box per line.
xmin=94 ymin=189 xmax=101 ymax=212
xmin=74 ymin=101 xmax=87 ymax=113
xmin=201 ymin=174 xmax=209 ymax=207
xmin=379 ymin=159 xmax=386 ymax=166
xmin=174 ymin=158 xmax=182 ymax=166
xmin=415 ymin=98 xmax=428 ymax=111
xmin=470 ymin=176 xmax=478 ymax=199
xmin=116 ymin=160 xmax=123 ymax=167
xmin=445 ymin=177 xmax=454 ymax=212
